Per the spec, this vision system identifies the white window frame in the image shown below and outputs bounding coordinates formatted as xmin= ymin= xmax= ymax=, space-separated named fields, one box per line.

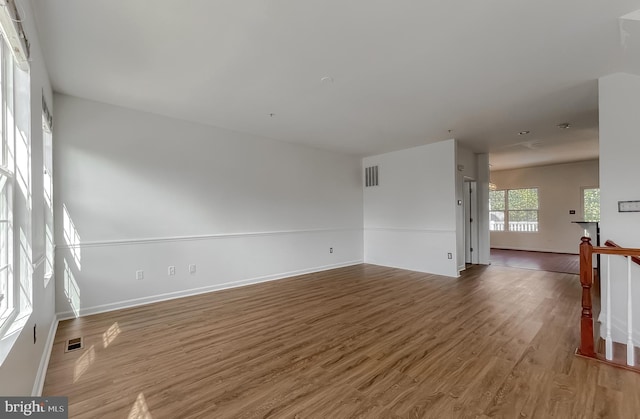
xmin=489 ymin=188 xmax=539 ymax=232
xmin=582 ymin=186 xmax=600 ymax=223
xmin=43 ymin=109 xmax=53 ymax=285
xmin=0 ymin=38 xmax=15 ymax=334
xmin=0 ymin=34 xmax=31 ymax=366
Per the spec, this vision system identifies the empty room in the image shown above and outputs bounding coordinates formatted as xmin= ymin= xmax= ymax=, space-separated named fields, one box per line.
xmin=1 ymin=1 xmax=640 ymax=418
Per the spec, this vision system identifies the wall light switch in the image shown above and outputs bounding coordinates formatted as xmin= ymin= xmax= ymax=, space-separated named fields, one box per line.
xmin=189 ymin=264 xmax=196 ymax=274
xmin=168 ymin=266 xmax=176 ymax=276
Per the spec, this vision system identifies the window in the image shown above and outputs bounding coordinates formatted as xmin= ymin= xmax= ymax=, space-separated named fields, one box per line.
xmin=489 ymin=190 xmax=506 ymax=231
xmin=0 ymin=34 xmax=30 ymax=334
xmin=489 ymin=188 xmax=539 ymax=232
xmin=0 ymin=39 xmax=14 ymax=329
xmin=0 ymin=172 xmax=11 ymax=325
xmin=43 ymin=109 xmax=53 ymax=284
xmin=583 ymin=187 xmax=600 ymax=222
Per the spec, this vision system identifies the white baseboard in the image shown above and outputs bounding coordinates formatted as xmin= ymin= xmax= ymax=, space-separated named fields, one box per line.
xmin=32 ymin=319 xmax=59 ymax=396
xmin=599 ymin=315 xmax=640 ymax=347
xmin=57 ymin=260 xmax=362 ymax=321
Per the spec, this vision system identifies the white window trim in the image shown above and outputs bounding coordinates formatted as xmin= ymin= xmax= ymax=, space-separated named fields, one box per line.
xmin=43 ymin=111 xmax=53 ymax=285
xmin=489 ymin=188 xmax=540 ymax=233
xmin=0 ymin=29 xmax=32 ymax=366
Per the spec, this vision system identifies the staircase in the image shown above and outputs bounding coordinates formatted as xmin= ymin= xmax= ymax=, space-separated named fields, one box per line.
xmin=577 ymin=237 xmax=640 ymax=372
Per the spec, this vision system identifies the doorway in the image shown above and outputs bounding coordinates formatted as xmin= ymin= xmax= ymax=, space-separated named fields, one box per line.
xmin=463 ymin=179 xmax=479 ymax=264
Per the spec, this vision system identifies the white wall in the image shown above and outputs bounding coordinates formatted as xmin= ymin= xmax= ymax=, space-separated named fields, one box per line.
xmin=0 ymin=0 xmax=57 ymax=396
xmin=363 ymin=139 xmax=458 ymax=277
xmin=53 ymin=94 xmax=363 ymax=317
xmin=599 ymin=72 xmax=640 ymax=345
xmin=490 ymin=160 xmax=599 ymax=254
xmin=476 ymin=154 xmax=491 ymax=265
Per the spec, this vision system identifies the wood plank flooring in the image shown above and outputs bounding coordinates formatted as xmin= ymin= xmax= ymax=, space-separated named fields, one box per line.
xmin=43 ymin=264 xmax=640 ymax=418
xmin=490 ymin=248 xmax=580 ymax=275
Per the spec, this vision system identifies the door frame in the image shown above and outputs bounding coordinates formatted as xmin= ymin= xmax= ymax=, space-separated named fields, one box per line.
xmin=463 ymin=178 xmax=480 ymax=264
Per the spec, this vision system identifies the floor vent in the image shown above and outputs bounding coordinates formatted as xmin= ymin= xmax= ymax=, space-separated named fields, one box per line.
xmin=65 ymin=337 xmax=84 ymax=353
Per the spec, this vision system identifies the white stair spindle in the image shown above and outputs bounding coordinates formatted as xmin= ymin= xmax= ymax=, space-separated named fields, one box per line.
xmin=606 ymin=255 xmax=613 ymax=360
xmin=627 ymin=256 xmax=635 ymax=366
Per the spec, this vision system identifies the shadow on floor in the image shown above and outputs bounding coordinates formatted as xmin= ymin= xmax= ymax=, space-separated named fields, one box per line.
xmin=490 ymin=248 xmax=579 ymax=275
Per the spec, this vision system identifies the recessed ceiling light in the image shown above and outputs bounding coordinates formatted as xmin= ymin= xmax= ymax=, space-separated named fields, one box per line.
xmin=556 ymin=123 xmax=571 ymax=129
xmin=518 ymin=130 xmax=530 ymax=136
xmin=320 ymin=76 xmax=334 ymax=83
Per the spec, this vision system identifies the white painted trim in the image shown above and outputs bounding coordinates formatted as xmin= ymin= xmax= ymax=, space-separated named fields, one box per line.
xmin=31 ymin=319 xmax=58 ymax=396
xmin=56 ymin=260 xmax=363 ymax=320
xmin=364 ymin=227 xmax=455 ymax=234
xmin=599 ymin=315 xmax=640 ymax=348
xmin=56 ymin=228 xmax=362 ymax=249
xmin=32 ymin=255 xmax=45 ymax=270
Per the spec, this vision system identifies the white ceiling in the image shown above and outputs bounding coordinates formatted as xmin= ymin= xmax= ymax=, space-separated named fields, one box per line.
xmin=31 ymin=0 xmax=640 ymax=170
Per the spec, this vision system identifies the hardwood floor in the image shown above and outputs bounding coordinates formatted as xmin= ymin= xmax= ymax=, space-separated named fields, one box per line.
xmin=43 ymin=264 xmax=640 ymax=418
xmin=490 ymin=248 xmax=580 ymax=274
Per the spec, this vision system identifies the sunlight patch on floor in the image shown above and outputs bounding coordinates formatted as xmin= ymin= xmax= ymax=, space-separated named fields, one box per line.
xmin=102 ymin=322 xmax=121 ymax=349
xmin=128 ymin=393 xmax=153 ymax=419
xmin=73 ymin=345 xmax=95 ymax=383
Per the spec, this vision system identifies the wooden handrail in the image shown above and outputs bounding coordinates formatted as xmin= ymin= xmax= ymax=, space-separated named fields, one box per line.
xmin=578 ymin=237 xmax=640 ymax=361
xmin=605 ymin=240 xmax=640 ymax=266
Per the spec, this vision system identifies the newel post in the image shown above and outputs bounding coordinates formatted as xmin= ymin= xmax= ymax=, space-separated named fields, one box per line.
xmin=578 ymin=236 xmax=596 ymax=357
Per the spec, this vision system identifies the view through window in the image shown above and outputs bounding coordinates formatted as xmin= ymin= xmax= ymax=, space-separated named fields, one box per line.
xmin=583 ymin=187 xmax=600 ymax=222
xmin=489 ymin=188 xmax=539 ymax=232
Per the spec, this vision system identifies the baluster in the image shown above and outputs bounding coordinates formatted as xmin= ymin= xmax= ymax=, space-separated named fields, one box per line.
xmin=627 ymin=256 xmax=635 ymax=366
xmin=605 ymin=255 xmax=612 ymax=360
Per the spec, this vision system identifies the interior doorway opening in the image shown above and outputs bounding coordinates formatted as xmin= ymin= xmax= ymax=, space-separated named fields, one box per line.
xmin=463 ymin=179 xmax=479 ymax=265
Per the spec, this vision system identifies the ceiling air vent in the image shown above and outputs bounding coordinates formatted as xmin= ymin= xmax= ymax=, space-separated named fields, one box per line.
xmin=365 ymin=165 xmax=379 ymax=187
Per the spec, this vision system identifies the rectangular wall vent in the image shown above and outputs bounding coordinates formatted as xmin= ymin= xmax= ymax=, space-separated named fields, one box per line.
xmin=365 ymin=165 xmax=379 ymax=187
xmin=65 ymin=337 xmax=84 ymax=353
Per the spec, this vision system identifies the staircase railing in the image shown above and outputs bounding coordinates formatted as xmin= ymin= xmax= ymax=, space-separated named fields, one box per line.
xmin=579 ymin=237 xmax=640 ymax=368
xmin=605 ymin=240 xmax=640 ymax=267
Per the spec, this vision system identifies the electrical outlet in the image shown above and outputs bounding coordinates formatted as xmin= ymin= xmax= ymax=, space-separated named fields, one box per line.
xmin=136 ymin=270 xmax=144 ymax=280
xmin=168 ymin=266 xmax=176 ymax=276
xmin=447 ymin=253 xmax=452 ymax=259
xmin=189 ymin=264 xmax=196 ymax=274
xmin=329 ymin=247 xmax=333 ymax=254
